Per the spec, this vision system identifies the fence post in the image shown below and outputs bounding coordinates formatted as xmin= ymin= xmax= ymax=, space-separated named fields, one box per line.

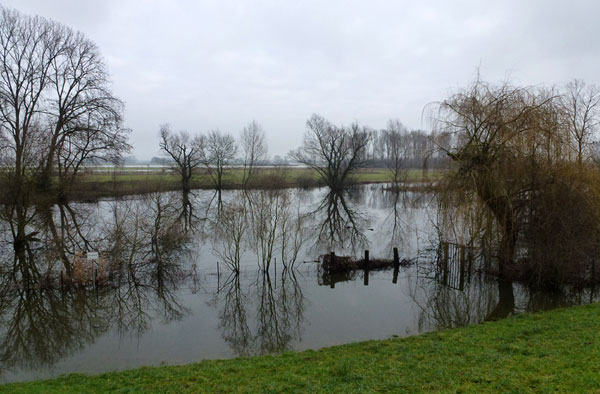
xmin=459 ymin=245 xmax=466 ymax=290
xmin=442 ymin=242 xmax=449 ymax=285
xmin=94 ymin=268 xmax=98 ymax=290
xmin=329 ymin=252 xmax=336 ymax=288
xmin=443 ymin=242 xmax=449 ymax=270
xmin=364 ymin=250 xmax=370 ymax=269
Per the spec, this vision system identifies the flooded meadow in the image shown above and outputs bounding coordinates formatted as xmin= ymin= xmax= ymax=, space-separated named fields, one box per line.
xmin=0 ymin=185 xmax=597 ymax=383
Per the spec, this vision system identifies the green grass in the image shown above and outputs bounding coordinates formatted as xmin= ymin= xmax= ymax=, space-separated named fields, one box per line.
xmin=3 ymin=303 xmax=599 ymax=393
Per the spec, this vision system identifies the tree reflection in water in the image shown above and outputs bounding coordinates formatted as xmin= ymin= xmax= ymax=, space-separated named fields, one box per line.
xmin=411 ymin=259 xmax=600 ymax=332
xmin=377 ymin=188 xmax=431 ymax=258
xmin=309 ymin=189 xmax=370 ymax=256
xmin=0 ymin=192 xmax=195 ymax=377
xmin=1 ymin=184 xmax=599 ymax=381
xmin=0 ymin=285 xmax=109 ymax=375
xmin=209 ymin=189 xmax=306 ymax=272
xmin=217 ymin=273 xmax=251 ymax=356
xmin=214 ymin=268 xmax=305 ymax=357
xmin=207 ymin=189 xmax=308 ymax=356
xmin=410 ymin=235 xmax=600 ymax=331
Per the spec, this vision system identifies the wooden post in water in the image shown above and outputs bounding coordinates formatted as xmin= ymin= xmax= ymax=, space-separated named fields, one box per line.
xmin=364 ymin=250 xmax=370 ymax=286
xmin=329 ymin=252 xmax=336 ymax=289
xmin=392 ymin=247 xmax=399 ymax=284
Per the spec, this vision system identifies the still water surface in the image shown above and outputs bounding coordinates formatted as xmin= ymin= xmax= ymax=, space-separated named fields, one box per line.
xmin=0 ymin=185 xmax=597 ymax=382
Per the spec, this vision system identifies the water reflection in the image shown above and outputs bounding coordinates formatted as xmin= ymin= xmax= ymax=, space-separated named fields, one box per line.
xmin=0 ymin=193 xmax=194 ymax=378
xmin=319 ymin=270 xmax=359 ymax=288
xmin=179 ymin=191 xmax=201 ymax=232
xmin=382 ymin=190 xmax=428 ymax=255
xmin=309 ymin=189 xmax=370 ymax=255
xmin=214 ymin=268 xmax=305 ymax=357
xmin=411 ymin=248 xmax=599 ymax=331
xmin=0 ymin=184 xmax=599 ymax=383
xmin=0 ymin=286 xmax=109 ymax=374
xmin=217 ymin=273 xmax=251 ymax=356
xmin=209 ymin=190 xmax=306 ymax=272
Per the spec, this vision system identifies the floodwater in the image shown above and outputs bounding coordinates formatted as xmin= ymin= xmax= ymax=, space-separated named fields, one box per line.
xmin=0 ymin=185 xmax=597 ymax=383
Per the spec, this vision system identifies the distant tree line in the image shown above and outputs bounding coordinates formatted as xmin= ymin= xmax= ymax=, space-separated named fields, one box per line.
xmin=366 ymin=123 xmax=450 ymax=169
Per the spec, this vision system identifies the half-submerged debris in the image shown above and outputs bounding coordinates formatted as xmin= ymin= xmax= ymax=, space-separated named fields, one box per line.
xmin=320 ymin=249 xmax=412 ymax=274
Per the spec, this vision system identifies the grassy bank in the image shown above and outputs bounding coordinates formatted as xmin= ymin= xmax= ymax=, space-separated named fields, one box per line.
xmin=4 ymin=303 xmax=599 ymax=393
xmin=68 ymin=167 xmax=440 ymax=200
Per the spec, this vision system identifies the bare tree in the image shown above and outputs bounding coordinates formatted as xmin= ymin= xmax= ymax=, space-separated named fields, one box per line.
xmin=0 ymin=6 xmax=130 ymax=202
xmin=291 ymin=114 xmax=371 ymax=191
xmin=240 ymin=121 xmax=268 ymax=186
xmin=384 ymin=119 xmax=409 ymax=188
xmin=159 ymin=124 xmax=202 ymax=192
xmin=562 ymin=79 xmax=600 ymax=165
xmin=50 ymin=35 xmax=130 ymax=197
xmin=200 ymin=130 xmax=237 ymax=191
xmin=0 ymin=7 xmax=57 ymax=203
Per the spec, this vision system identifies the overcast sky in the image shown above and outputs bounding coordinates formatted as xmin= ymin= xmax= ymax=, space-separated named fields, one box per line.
xmin=2 ymin=0 xmax=600 ymax=159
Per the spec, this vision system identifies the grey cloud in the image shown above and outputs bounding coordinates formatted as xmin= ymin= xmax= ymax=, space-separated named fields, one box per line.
xmin=3 ymin=0 xmax=600 ymax=159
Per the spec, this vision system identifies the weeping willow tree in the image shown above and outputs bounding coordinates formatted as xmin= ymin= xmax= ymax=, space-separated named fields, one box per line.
xmin=433 ymin=77 xmax=600 ymax=288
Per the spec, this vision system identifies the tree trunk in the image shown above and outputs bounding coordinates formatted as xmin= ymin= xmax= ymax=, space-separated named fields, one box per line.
xmin=476 ymin=180 xmax=517 ymax=276
xmin=182 ymin=166 xmax=191 ymax=192
xmin=486 ymin=279 xmax=515 ymax=321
